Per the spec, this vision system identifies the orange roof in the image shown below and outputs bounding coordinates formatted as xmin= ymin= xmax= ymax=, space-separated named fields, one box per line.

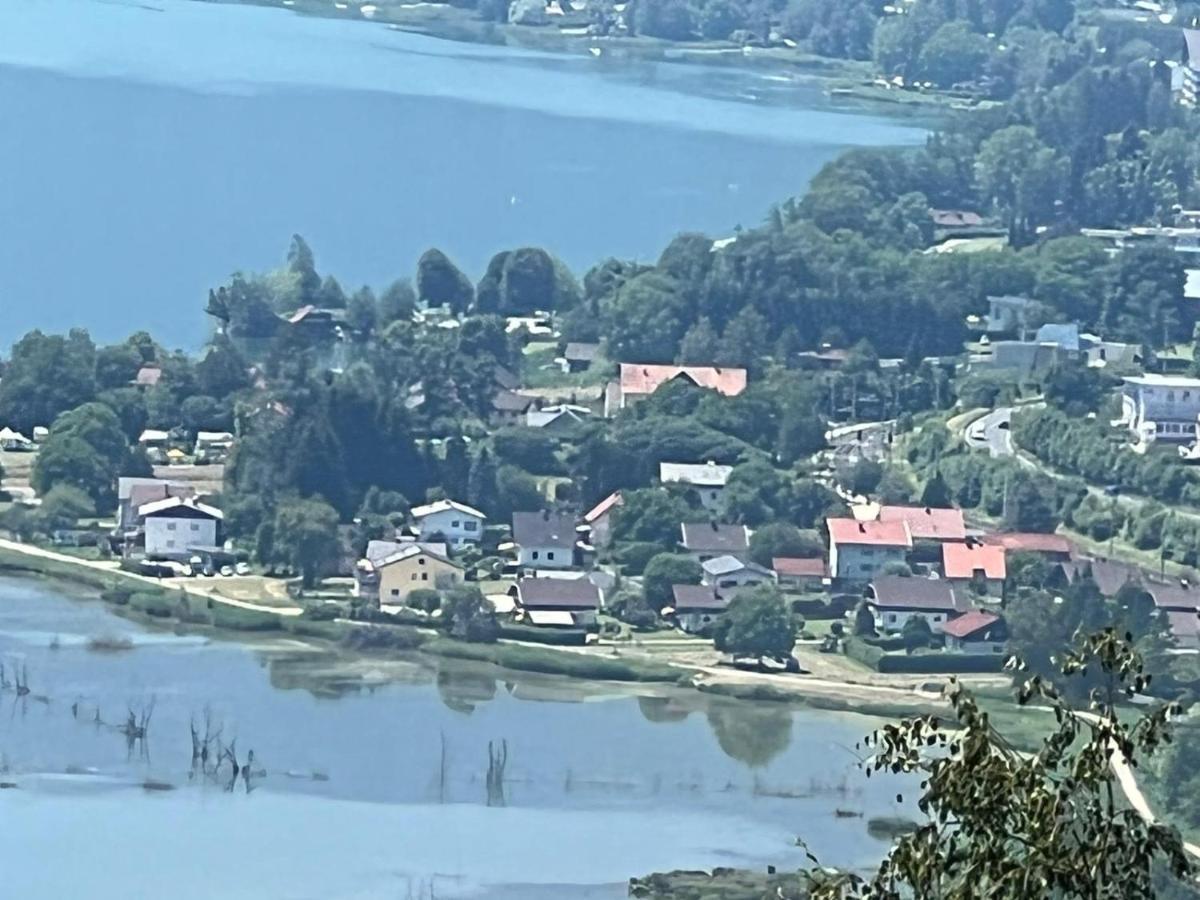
xmin=878 ymin=506 xmax=966 ymax=542
xmin=773 ymin=557 xmax=827 ymax=577
xmin=827 ymin=518 xmax=912 ymax=548
xmin=943 ymin=542 xmax=1006 ymax=580
xmin=981 ymin=532 xmax=1072 ymax=556
xmin=618 ymin=364 xmax=747 ymax=398
xmin=940 ymin=610 xmax=1000 ymax=639
xmin=584 ymin=491 xmax=622 ymax=523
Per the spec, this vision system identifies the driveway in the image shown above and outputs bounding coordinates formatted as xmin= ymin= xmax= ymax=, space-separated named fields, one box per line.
xmin=965 ymin=407 xmax=1013 ymax=457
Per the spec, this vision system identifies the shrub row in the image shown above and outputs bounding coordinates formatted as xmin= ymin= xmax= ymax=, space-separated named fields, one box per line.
xmin=496 ymin=623 xmax=589 ymax=646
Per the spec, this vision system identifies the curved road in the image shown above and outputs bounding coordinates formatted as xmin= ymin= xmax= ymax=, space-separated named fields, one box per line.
xmin=964 ymin=407 xmax=1014 ymax=457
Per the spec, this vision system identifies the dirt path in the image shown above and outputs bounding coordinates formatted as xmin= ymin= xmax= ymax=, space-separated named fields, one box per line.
xmin=0 ymin=538 xmax=303 ymax=617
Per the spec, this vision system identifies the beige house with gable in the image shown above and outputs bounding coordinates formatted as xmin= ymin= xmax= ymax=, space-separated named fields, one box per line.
xmin=376 ymin=545 xmax=463 ymax=603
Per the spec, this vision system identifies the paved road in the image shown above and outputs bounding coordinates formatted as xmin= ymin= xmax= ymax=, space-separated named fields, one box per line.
xmin=964 ymin=407 xmax=1014 ymax=457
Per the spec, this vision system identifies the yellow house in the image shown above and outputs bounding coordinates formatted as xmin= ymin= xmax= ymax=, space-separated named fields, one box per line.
xmin=376 ymin=545 xmax=464 ymax=602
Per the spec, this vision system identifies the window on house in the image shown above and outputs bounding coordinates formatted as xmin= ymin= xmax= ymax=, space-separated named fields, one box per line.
xmin=190 ymin=523 xmax=199 ymax=531
xmin=1168 ymin=391 xmax=1176 ymax=401
xmin=451 ymin=520 xmax=460 ymax=528
xmin=411 ymin=573 xmax=418 ymax=580
xmin=464 ymin=521 xmax=478 ymax=532
xmin=532 ymin=551 xmax=540 ymax=560
xmin=547 ymin=551 xmax=555 ymax=561
xmin=887 ymin=613 xmax=896 ymax=623
xmin=166 ymin=540 xmax=175 ymax=548
xmin=421 ymin=572 xmax=428 ymax=581
xmin=418 ymin=557 xmax=426 ymax=565
xmin=167 ymin=523 xmax=176 ymax=531
xmin=391 ymin=589 xmax=399 ymax=597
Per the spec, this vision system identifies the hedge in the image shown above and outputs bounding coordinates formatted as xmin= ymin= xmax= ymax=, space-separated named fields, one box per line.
xmin=875 ymin=651 xmax=1006 ymax=674
xmin=497 ymin=623 xmax=589 ymax=646
xmin=845 ymin=637 xmax=1005 ymax=673
xmin=423 ymin=638 xmax=685 ymax=683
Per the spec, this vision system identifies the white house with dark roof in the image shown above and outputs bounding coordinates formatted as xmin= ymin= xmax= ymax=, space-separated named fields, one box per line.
xmin=515 ymin=577 xmax=601 ymax=628
xmin=139 ymin=497 xmax=222 ymax=560
xmin=512 ymin=510 xmax=578 ymax=569
xmin=410 ymin=499 xmax=486 ymax=547
xmin=680 ymin=522 xmax=750 ymax=564
xmin=700 ymin=555 xmax=775 ymax=601
xmin=660 ymin=461 xmax=733 ymax=512
xmin=1118 ymin=374 xmax=1200 ymax=444
xmin=866 ymin=576 xmax=966 ymax=633
xmin=669 ymin=584 xmax=727 ymax=634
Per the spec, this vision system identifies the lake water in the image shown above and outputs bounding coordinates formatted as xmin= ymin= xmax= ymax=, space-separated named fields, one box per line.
xmin=0 ymin=575 xmax=912 ymax=898
xmin=0 ymin=0 xmax=924 ymax=348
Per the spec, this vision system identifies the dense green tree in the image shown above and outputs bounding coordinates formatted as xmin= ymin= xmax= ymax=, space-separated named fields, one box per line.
xmin=642 ymin=553 xmax=703 ymax=611
xmin=901 ymin=614 xmax=934 ymax=653
xmin=0 ymin=330 xmax=97 ymax=436
xmin=417 ymin=248 xmax=475 ymax=314
xmin=712 ymin=583 xmax=797 ymax=659
xmin=748 ymin=522 xmax=822 ymax=567
xmin=272 ymin=496 xmax=340 ymax=588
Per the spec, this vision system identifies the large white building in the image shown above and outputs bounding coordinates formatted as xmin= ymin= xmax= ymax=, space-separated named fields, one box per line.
xmin=1118 ymin=374 xmax=1200 ymax=444
xmin=139 ymin=497 xmax=223 ymax=560
xmin=410 ymin=499 xmax=486 ymax=547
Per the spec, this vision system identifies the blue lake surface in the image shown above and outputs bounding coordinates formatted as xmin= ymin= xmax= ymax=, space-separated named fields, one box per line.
xmin=0 ymin=0 xmax=924 ymax=348
xmin=0 ymin=575 xmax=912 ymax=898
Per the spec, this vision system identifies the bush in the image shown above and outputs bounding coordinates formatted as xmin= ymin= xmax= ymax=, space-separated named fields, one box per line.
xmin=407 ymin=588 xmax=442 ymax=614
xmin=129 ymin=591 xmax=175 ymax=618
xmin=210 ymin=602 xmax=282 ymax=632
xmin=302 ymin=603 xmax=342 ymax=621
xmin=844 ymin=635 xmax=885 ymax=668
xmin=340 ymin=625 xmax=426 ymax=652
xmin=100 ymin=588 xmax=132 ymax=606
xmin=616 ymin=541 xmax=668 ymax=575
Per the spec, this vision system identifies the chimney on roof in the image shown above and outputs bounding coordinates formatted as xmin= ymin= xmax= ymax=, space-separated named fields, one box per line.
xmin=710 ymin=521 xmax=719 ymax=532
xmin=924 ymin=507 xmax=931 ymax=514
xmin=542 ymin=509 xmax=551 ymax=521
xmin=858 ymin=523 xmax=866 ymax=533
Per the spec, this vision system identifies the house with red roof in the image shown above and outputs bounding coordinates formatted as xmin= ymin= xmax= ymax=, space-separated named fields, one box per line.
xmin=583 ymin=491 xmax=622 ymax=547
xmin=941 ymin=610 xmax=1007 ymax=655
xmin=827 ymin=518 xmax=912 ymax=582
xmin=604 ymin=364 xmax=747 ymax=416
xmin=877 ymin=506 xmax=967 ymax=543
xmin=942 ymin=540 xmax=1007 ymax=598
xmin=980 ymin=532 xmax=1073 ymax=561
xmin=773 ymin=557 xmax=828 ymax=592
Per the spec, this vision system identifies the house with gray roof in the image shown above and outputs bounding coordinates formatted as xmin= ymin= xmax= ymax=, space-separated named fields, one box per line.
xmin=700 ymin=555 xmax=775 ymax=601
xmin=680 ymin=522 xmax=750 ymax=564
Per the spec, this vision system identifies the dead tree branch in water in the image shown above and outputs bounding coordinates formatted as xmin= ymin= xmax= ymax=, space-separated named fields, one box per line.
xmin=485 ymin=739 xmax=508 ymax=807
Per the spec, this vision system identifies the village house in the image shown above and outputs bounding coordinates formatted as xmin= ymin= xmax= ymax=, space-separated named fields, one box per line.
xmin=133 ymin=365 xmax=162 ymax=388
xmin=680 ymin=522 xmax=750 ymax=564
xmin=512 ymin=510 xmax=578 ymax=569
xmin=827 ymin=518 xmax=912 ymax=582
xmin=560 ymin=342 xmax=600 ymax=374
xmin=941 ymin=610 xmax=1008 ymax=654
xmin=526 ymin=404 xmax=590 ymax=431
xmin=0 ymin=427 xmax=35 ymax=452
xmin=355 ymin=539 xmax=442 ymax=601
xmin=373 ymin=544 xmax=463 ymax=603
xmin=1117 ymin=374 xmax=1200 ymax=444
xmin=583 ymin=491 xmax=622 ymax=547
xmin=772 ymin=557 xmax=828 ymax=592
xmin=659 ymin=461 xmax=733 ymax=512
xmin=514 ymin=577 xmax=601 ymax=629
xmin=876 ymin=505 xmax=966 ymax=543
xmin=604 ymin=363 xmax=747 ymax=416
xmin=669 ymin=584 xmax=726 ymax=634
xmin=117 ymin=477 xmax=194 ymax=534
xmin=139 ymin=497 xmax=222 ymax=560
xmin=1145 ymin=580 xmax=1200 ymax=650
xmin=492 ymin=390 xmax=537 ymax=425
xmin=985 ymin=295 xmax=1036 ymax=335
xmin=981 ymin=532 xmax=1073 ymax=562
xmin=410 ymin=499 xmax=486 ymax=547
xmin=700 ymin=555 xmax=775 ymax=601
xmin=1059 ymin=558 xmax=1140 ymax=597
xmin=942 ymin=540 xmax=1007 ymax=598
xmin=193 ymin=431 xmax=235 ymax=462
xmin=866 ymin=576 xmax=967 ymax=633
